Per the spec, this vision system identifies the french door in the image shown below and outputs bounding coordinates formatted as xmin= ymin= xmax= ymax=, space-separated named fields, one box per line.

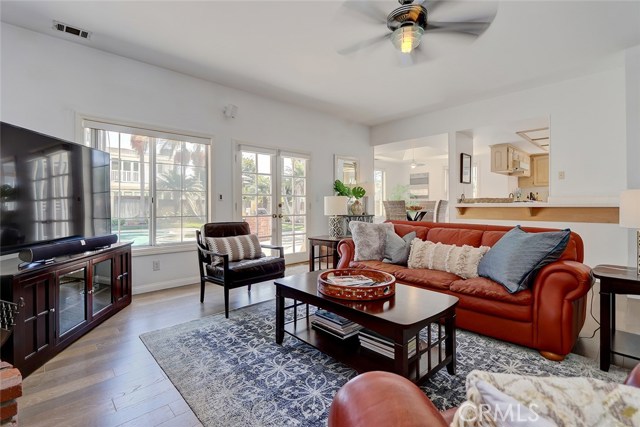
xmin=237 ymin=145 xmax=309 ymax=263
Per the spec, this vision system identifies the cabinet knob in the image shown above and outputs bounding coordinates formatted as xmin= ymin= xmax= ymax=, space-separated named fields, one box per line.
xmin=88 ymin=289 xmax=93 ymax=295
xmin=18 ymin=297 xmax=25 ymax=308
xmin=117 ymin=274 xmax=123 ymax=280
xmin=50 ymin=308 xmax=55 ymax=313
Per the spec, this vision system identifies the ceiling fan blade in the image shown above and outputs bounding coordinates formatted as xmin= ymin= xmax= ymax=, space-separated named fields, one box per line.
xmin=338 ymin=33 xmax=390 ymax=55
xmin=418 ymin=0 xmax=445 ymax=16
xmin=342 ymin=0 xmax=389 ymax=25
xmin=426 ymin=20 xmax=492 ymax=37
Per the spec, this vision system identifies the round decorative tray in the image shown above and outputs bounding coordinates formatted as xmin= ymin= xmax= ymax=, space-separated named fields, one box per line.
xmin=317 ymin=269 xmax=396 ymax=301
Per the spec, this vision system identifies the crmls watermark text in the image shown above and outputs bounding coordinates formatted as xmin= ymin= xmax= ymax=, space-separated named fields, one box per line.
xmin=458 ymin=401 xmax=541 ymax=423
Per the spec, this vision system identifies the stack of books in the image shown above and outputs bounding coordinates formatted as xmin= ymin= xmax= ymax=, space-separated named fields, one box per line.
xmin=310 ymin=309 xmax=363 ymax=340
xmin=359 ymin=329 xmax=417 ymax=359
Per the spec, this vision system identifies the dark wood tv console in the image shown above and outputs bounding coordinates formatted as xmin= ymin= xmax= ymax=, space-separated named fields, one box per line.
xmin=1 ymin=242 xmax=132 ymax=377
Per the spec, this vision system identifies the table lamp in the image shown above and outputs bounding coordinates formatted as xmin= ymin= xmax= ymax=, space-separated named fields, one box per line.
xmin=324 ymin=196 xmax=348 ymax=238
xmin=620 ymin=189 xmax=640 ymax=276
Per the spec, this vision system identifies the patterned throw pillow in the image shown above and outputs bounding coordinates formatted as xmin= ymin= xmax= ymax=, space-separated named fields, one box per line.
xmin=349 ymin=222 xmax=394 ymax=261
xmin=452 ymin=370 xmax=640 ymax=427
xmin=408 ymin=240 xmax=490 ymax=279
xmin=204 ymin=234 xmax=264 ymax=265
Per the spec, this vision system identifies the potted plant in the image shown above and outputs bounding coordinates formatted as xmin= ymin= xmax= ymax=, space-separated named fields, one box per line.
xmin=334 ymin=180 xmax=366 ymax=215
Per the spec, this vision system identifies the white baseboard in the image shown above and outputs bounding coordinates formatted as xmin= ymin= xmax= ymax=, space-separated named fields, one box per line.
xmin=133 ymin=276 xmax=199 ymax=295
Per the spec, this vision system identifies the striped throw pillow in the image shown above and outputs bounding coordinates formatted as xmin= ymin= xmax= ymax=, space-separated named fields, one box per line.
xmin=204 ymin=234 xmax=264 ymax=265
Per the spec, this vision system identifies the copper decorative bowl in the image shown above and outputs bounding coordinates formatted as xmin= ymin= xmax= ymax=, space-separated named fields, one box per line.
xmin=407 ymin=205 xmax=423 ymax=211
xmin=318 ymin=269 xmax=396 ymax=301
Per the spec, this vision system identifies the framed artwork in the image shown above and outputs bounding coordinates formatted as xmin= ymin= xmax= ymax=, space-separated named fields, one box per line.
xmin=460 ymin=153 xmax=471 ymax=184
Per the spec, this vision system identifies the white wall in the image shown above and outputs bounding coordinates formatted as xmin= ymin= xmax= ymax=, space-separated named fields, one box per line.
xmin=372 ymin=55 xmax=636 ymax=267
xmin=0 ymin=23 xmax=372 ymax=293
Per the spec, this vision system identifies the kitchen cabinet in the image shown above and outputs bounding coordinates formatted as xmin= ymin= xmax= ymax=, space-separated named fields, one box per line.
xmin=1 ymin=243 xmax=132 ymax=377
xmin=532 ymin=154 xmax=549 ymax=186
xmin=490 ymin=144 xmax=531 ymax=176
xmin=518 ymin=154 xmax=549 ymax=187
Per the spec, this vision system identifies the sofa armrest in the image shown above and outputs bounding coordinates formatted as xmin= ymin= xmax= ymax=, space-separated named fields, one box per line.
xmin=532 ymin=260 xmax=594 ymax=357
xmin=336 ymin=239 xmax=355 ymax=269
xmin=328 ymin=371 xmax=449 ymax=427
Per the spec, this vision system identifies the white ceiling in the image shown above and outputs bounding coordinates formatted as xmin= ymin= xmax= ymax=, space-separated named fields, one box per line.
xmin=1 ymin=1 xmax=639 ymax=126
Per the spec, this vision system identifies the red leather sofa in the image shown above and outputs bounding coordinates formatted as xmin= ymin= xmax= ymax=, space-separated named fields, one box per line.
xmin=337 ymin=220 xmax=593 ymax=360
xmin=328 ymin=365 xmax=640 ymax=427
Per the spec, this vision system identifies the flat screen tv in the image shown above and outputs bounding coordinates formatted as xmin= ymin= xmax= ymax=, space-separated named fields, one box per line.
xmin=0 ymin=122 xmax=111 ymax=255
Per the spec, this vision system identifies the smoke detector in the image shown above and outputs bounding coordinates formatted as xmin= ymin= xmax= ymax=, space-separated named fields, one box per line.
xmin=53 ymin=21 xmax=91 ymax=39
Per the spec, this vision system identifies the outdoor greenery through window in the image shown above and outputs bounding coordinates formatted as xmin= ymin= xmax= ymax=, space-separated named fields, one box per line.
xmin=83 ymin=120 xmax=209 ymax=246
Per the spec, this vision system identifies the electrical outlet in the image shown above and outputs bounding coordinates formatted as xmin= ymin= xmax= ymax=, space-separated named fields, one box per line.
xmin=558 ymin=171 xmax=565 ymax=180
xmin=152 ymin=260 xmax=160 ymax=271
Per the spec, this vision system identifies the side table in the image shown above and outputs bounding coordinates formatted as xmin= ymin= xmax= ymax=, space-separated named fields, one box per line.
xmin=308 ymin=235 xmax=348 ymax=272
xmin=593 ymin=264 xmax=640 ymax=371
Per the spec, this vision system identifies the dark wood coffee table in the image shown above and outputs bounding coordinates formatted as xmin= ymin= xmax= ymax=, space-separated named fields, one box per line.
xmin=274 ymin=271 xmax=459 ymax=384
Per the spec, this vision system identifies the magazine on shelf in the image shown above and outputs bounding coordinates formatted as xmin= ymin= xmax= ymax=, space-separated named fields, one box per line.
xmin=359 ymin=329 xmax=418 ymax=358
xmin=311 ymin=321 xmax=360 ymax=340
xmin=314 ymin=309 xmax=353 ymax=326
xmin=327 ymin=274 xmax=375 ymax=286
xmin=310 ymin=315 xmax=363 ymax=335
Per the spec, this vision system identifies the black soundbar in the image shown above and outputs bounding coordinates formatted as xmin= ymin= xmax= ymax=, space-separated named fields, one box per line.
xmin=18 ymin=234 xmax=118 ymax=263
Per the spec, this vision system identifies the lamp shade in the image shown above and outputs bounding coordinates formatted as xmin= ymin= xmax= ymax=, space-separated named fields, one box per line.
xmin=324 ymin=196 xmax=348 ymax=216
xmin=620 ymin=189 xmax=640 ymax=228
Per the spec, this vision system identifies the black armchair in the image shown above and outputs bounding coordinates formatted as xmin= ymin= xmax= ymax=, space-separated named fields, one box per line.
xmin=196 ymin=222 xmax=285 ymax=318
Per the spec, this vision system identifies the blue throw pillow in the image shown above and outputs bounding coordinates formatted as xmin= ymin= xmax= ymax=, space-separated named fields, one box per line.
xmin=477 ymin=225 xmax=570 ymax=293
xmin=383 ymin=230 xmax=416 ymax=265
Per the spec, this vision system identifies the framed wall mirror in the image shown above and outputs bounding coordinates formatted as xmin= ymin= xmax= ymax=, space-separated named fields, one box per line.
xmin=334 ymin=155 xmax=359 ymax=185
xmin=460 ymin=153 xmax=471 ymax=184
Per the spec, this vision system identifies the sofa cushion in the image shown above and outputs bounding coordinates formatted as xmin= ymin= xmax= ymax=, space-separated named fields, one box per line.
xmin=383 ymin=229 xmax=416 ymax=265
xmin=349 ymin=222 xmax=393 ymax=261
xmin=350 ymin=260 xmax=408 ymax=276
xmin=427 ymin=228 xmax=484 ymax=247
xmin=395 ymin=268 xmax=461 ymax=291
xmin=206 ymin=256 xmax=284 ymax=281
xmin=450 ymin=277 xmax=532 ymax=306
xmin=392 ymin=223 xmax=428 ymax=240
xmin=478 ymin=226 xmax=571 ymax=293
xmin=407 ymin=240 xmax=490 ymax=279
xmin=481 ymin=230 xmax=578 ymax=262
xmin=205 ymin=234 xmax=264 ymax=265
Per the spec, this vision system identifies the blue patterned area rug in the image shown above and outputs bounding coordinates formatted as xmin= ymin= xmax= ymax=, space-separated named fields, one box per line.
xmin=140 ymin=300 xmax=628 ymax=427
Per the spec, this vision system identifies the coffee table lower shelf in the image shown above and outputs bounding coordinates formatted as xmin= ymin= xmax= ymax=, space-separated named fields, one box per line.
xmin=283 ymin=319 xmax=452 ymax=384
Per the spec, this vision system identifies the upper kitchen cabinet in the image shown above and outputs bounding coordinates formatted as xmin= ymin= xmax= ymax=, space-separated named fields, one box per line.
xmin=490 ymin=144 xmax=531 ymax=177
xmin=518 ymin=154 xmax=549 ymax=187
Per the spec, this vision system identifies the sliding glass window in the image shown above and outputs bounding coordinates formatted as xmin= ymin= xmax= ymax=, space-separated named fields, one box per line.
xmin=83 ymin=120 xmax=210 ymax=246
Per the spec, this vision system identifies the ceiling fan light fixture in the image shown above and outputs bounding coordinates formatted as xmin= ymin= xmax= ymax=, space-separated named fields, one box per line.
xmin=391 ymin=24 xmax=424 ymax=53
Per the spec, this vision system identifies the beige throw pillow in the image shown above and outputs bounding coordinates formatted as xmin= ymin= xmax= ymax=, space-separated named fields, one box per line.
xmin=205 ymin=234 xmax=264 ymax=265
xmin=408 ymin=240 xmax=490 ymax=279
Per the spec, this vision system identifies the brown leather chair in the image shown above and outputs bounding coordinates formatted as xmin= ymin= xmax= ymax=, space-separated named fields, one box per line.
xmin=328 ymin=364 xmax=640 ymax=427
xmin=196 ymin=222 xmax=285 ymax=317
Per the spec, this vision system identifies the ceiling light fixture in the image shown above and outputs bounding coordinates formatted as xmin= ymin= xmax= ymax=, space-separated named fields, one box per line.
xmin=391 ymin=24 xmax=424 ymax=54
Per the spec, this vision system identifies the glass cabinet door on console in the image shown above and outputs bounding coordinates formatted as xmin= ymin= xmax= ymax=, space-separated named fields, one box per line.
xmin=91 ymin=258 xmax=113 ymax=319
xmin=57 ymin=266 xmax=88 ymax=338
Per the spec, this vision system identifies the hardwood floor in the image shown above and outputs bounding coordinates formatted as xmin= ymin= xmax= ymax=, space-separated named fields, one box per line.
xmin=18 ymin=263 xmax=308 ymax=427
xmin=16 ymin=263 xmax=639 ymax=426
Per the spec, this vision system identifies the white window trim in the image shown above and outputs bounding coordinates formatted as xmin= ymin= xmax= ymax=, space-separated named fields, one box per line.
xmin=78 ymin=113 xmax=215 ymax=247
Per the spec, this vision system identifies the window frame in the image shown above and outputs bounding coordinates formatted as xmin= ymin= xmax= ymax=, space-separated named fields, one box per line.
xmin=79 ymin=116 xmax=212 ymax=249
